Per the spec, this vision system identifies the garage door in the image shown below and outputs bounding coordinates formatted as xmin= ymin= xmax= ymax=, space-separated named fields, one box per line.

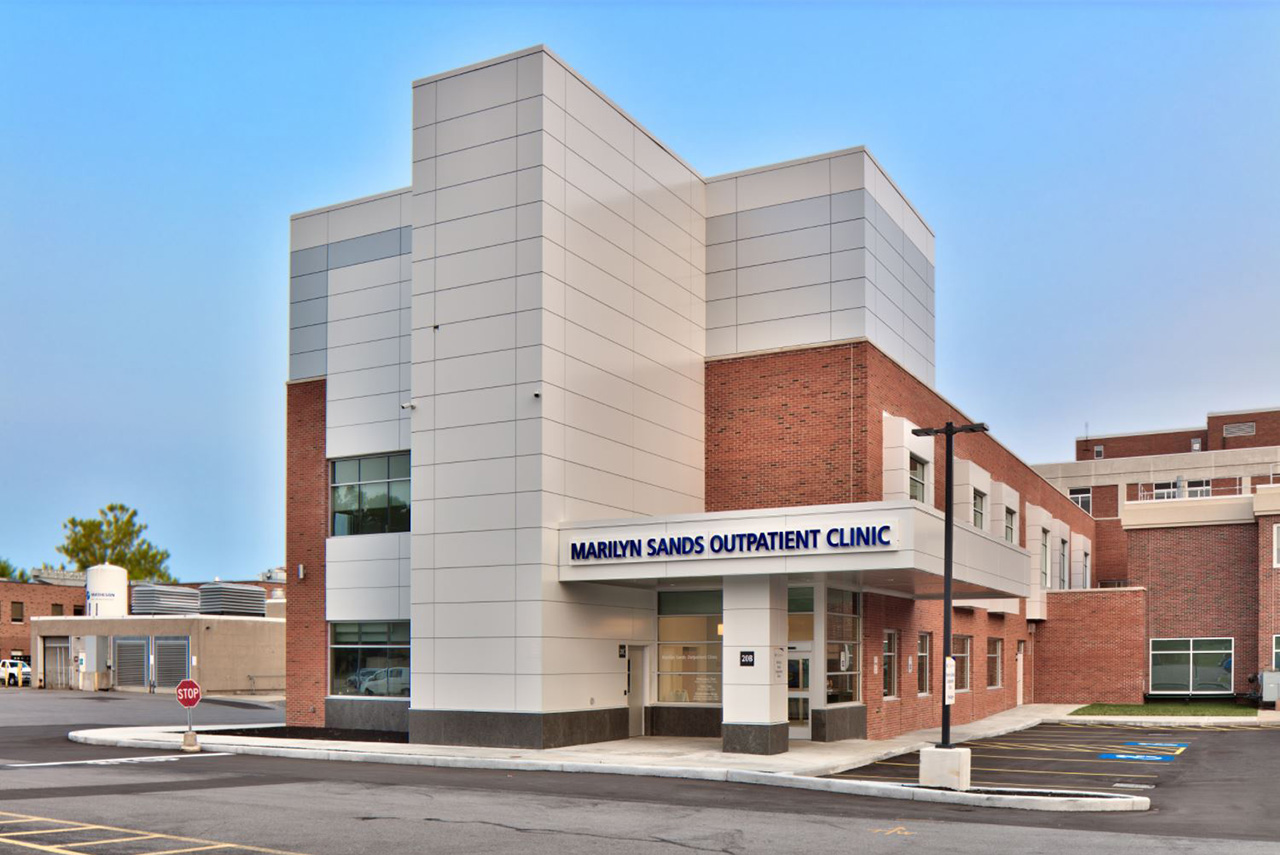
xmin=43 ymin=637 xmax=71 ymax=689
xmin=153 ymin=637 xmax=190 ymax=688
xmin=114 ymin=637 xmax=149 ymax=688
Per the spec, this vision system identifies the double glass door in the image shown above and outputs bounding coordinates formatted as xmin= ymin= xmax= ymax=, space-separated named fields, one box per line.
xmin=787 ymin=653 xmax=811 ymax=739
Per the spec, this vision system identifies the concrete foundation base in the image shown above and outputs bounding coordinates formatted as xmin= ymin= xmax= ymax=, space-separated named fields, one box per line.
xmin=918 ymin=746 xmax=971 ymax=790
xmin=181 ymin=730 xmax=200 ymax=753
xmin=722 ymin=722 xmax=788 ymax=755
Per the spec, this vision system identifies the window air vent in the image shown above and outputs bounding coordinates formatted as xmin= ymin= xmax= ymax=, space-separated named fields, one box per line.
xmin=1223 ymin=422 xmax=1256 ymax=437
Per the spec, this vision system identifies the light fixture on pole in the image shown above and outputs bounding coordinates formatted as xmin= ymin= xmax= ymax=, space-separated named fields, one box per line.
xmin=912 ymin=420 xmax=988 ymax=749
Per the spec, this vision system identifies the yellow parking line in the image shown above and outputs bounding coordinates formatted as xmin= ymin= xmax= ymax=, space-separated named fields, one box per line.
xmin=0 ymin=829 xmax=105 ymax=839
xmin=0 ymin=812 xmax=307 ymax=855
xmin=968 ymin=754 xmax=1174 ymax=765
xmin=62 ymin=834 xmax=160 ymax=848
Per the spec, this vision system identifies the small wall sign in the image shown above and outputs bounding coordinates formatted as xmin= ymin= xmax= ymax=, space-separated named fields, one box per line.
xmin=740 ymin=651 xmax=756 ymax=667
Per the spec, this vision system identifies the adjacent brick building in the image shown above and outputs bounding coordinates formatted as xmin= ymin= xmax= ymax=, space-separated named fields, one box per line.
xmin=0 ymin=579 xmax=85 ymax=661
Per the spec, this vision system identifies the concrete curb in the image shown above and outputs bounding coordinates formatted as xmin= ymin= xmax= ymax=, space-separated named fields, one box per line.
xmin=68 ymin=725 xmax=1148 ymax=812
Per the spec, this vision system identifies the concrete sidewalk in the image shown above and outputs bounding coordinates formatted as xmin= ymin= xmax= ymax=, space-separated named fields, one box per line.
xmin=72 ymin=703 xmax=1076 ymax=777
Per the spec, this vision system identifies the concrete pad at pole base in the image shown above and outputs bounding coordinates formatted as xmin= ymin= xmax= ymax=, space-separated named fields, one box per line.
xmin=919 ymin=746 xmax=970 ymax=790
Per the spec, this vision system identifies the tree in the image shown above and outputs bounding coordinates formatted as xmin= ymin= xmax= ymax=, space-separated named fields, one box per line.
xmin=0 ymin=558 xmax=30 ymax=583
xmin=56 ymin=504 xmax=174 ymax=582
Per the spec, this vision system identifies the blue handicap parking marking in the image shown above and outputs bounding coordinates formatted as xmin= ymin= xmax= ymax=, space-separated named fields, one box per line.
xmin=1100 ymin=753 xmax=1176 ymax=762
xmin=1125 ymin=741 xmax=1189 ymax=748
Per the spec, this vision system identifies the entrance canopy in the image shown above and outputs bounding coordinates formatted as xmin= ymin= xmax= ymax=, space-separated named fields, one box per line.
xmin=559 ymin=500 xmax=1030 ymax=599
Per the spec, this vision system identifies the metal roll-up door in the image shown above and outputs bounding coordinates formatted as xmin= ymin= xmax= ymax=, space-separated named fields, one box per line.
xmin=114 ymin=637 xmax=149 ymax=688
xmin=43 ymin=637 xmax=71 ymax=689
xmin=153 ymin=636 xmax=190 ymax=688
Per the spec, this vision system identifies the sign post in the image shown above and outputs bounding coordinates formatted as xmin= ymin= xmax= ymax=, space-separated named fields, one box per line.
xmin=175 ymin=679 xmax=202 ymax=752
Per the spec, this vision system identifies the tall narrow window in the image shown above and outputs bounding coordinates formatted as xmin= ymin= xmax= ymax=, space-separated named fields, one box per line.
xmin=917 ymin=632 xmax=931 ymax=695
xmin=826 ymin=589 xmax=861 ymax=704
xmin=1059 ymin=539 xmax=1069 ymax=589
xmin=1083 ymin=552 xmax=1091 ymax=587
xmin=1273 ymin=524 xmax=1280 ymax=568
xmin=1005 ymin=508 xmax=1016 ymax=543
xmin=883 ymin=631 xmax=899 ymax=698
xmin=909 ymin=456 xmax=927 ymax=503
xmin=1040 ymin=529 xmax=1050 ymax=586
xmin=952 ymin=635 xmax=971 ymax=691
xmin=1093 ymin=445 xmax=1104 ymax=459
xmin=10 ymin=603 xmax=23 ymax=623
xmin=1191 ymin=437 xmax=1202 ymax=452
xmin=973 ymin=490 xmax=986 ymax=529
xmin=986 ymin=638 xmax=1003 ymax=688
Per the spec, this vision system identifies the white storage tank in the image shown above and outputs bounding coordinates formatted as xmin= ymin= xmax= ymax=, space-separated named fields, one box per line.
xmin=85 ymin=564 xmax=128 ymax=617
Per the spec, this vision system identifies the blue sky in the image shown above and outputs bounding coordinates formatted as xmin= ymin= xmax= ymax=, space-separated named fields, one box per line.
xmin=1 ymin=1 xmax=1276 ymax=581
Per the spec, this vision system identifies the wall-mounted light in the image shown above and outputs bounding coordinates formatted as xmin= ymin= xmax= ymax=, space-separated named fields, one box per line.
xmin=716 ymin=623 xmax=723 ymax=636
xmin=400 ymin=402 xmax=416 ymax=410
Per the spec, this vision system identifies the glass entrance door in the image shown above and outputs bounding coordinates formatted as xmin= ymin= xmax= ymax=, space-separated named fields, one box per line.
xmin=787 ymin=654 xmax=811 ymax=739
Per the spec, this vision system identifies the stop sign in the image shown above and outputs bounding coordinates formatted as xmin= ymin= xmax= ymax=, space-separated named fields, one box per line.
xmin=175 ymin=679 xmax=202 ymax=708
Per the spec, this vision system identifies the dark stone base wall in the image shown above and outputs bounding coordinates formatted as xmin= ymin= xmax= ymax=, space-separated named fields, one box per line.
xmin=408 ymin=707 xmax=628 ymax=749
xmin=646 ymin=705 xmax=722 ymax=738
xmin=812 ymin=704 xmax=867 ymax=742
xmin=722 ymin=722 xmax=788 ymax=755
xmin=325 ymin=698 xmax=409 ymax=733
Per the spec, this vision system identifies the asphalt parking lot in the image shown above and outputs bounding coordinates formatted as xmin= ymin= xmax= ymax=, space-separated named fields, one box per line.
xmin=829 ymin=720 xmax=1280 ymax=797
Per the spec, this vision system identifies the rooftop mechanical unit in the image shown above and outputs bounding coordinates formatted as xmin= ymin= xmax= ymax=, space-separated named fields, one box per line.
xmin=198 ymin=582 xmax=266 ymax=616
xmin=131 ymin=584 xmax=200 ymax=615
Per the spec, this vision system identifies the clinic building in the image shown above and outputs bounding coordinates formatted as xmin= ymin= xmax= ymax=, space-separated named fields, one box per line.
xmin=284 ymin=46 xmax=1099 ymax=754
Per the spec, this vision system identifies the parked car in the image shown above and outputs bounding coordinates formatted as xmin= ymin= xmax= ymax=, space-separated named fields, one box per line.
xmin=358 ymin=667 xmax=409 ymax=696
xmin=344 ymin=667 xmax=380 ymax=692
xmin=0 ymin=660 xmax=31 ymax=687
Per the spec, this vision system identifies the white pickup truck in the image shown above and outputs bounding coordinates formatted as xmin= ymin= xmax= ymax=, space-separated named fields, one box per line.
xmin=0 ymin=659 xmax=31 ymax=687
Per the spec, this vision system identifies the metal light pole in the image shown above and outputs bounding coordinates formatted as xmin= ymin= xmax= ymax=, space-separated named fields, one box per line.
xmin=913 ymin=420 xmax=988 ymax=749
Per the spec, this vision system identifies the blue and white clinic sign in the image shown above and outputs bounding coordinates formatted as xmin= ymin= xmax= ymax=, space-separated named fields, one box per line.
xmin=568 ymin=522 xmax=897 ymax=565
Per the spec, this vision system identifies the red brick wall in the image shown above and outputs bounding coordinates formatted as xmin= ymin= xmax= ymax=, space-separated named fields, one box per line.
xmin=0 ymin=582 xmax=86 ymax=660
xmin=705 ymin=346 xmax=857 ymax=510
xmin=1128 ymin=523 xmax=1259 ymax=692
xmin=1076 ymin=430 xmax=1208 ymax=461
xmin=1037 ymin=589 xmax=1146 ymax=703
xmin=1259 ymin=516 xmax=1279 ymax=673
xmin=1208 ymin=411 xmax=1280 ymax=451
xmin=706 ymin=342 xmax=1094 ymax=547
xmin=285 ymin=379 xmax=328 ymax=726
xmin=862 ymin=596 xmax=1034 ymax=739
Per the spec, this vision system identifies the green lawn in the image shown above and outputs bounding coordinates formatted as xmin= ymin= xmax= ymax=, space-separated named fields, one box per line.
xmin=1071 ymin=701 xmax=1257 ymax=717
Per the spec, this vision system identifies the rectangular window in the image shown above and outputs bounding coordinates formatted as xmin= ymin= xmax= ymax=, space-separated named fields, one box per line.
xmin=657 ymin=591 xmax=722 ymax=704
xmin=883 ymin=631 xmax=898 ymax=698
xmin=1274 ymin=635 xmax=1279 ymax=671
xmin=952 ymin=635 xmax=971 ymax=691
xmin=1151 ymin=481 xmax=1178 ymax=501
xmin=72 ymin=605 xmax=85 ymax=616
xmin=917 ymin=632 xmax=931 ymax=695
xmin=10 ymin=603 xmax=23 ymax=623
xmin=329 ymin=621 xmax=410 ymax=697
xmin=986 ymin=638 xmax=1003 ymax=688
xmin=1099 ymin=579 xmax=1128 ymax=588
xmin=1186 ymin=479 xmax=1211 ymax=498
xmin=331 ymin=453 xmax=410 ymax=536
xmin=1150 ymin=637 xmax=1233 ymax=694
xmin=1094 ymin=445 xmax=1104 ymax=459
xmin=1069 ymin=487 xmax=1092 ymax=514
xmin=1040 ymin=529 xmax=1050 ymax=586
xmin=826 ymin=588 xmax=861 ymax=704
xmin=788 ymin=586 xmax=814 ymax=643
xmin=908 ymin=456 xmax=927 ymax=503
xmin=1273 ymin=524 xmax=1279 ymax=568
xmin=1004 ymin=508 xmax=1016 ymax=543
xmin=1083 ymin=552 xmax=1091 ymax=587
xmin=51 ymin=604 xmax=63 ymax=616
xmin=1059 ymin=539 xmax=1069 ymax=590
xmin=1191 ymin=437 xmax=1202 ymax=452
xmin=973 ymin=490 xmax=986 ymax=529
